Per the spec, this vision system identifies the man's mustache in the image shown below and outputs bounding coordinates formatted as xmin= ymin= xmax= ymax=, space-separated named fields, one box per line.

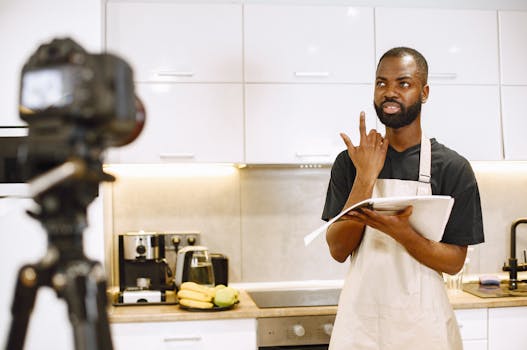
xmin=381 ymin=97 xmax=403 ymax=107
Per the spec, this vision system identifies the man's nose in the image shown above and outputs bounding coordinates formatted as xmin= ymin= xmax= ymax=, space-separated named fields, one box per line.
xmin=383 ymin=84 xmax=398 ymax=98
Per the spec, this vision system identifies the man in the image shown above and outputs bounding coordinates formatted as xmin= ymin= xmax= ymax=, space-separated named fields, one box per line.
xmin=322 ymin=47 xmax=484 ymax=350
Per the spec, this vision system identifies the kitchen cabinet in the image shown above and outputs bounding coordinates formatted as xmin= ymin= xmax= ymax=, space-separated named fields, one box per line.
xmin=245 ymin=84 xmax=377 ymax=164
xmin=499 ymin=11 xmax=527 ymax=85
xmin=106 ymin=2 xmax=242 ymax=83
xmin=375 ymin=8 xmax=499 ymax=85
xmin=455 ymin=308 xmax=487 ymax=350
xmin=111 ymin=318 xmax=257 ymax=350
xmin=501 ymin=86 xmax=527 ymax=160
xmin=244 ymin=4 xmax=374 ymax=83
xmin=421 ymin=85 xmax=502 ymax=161
xmin=488 ymin=306 xmax=527 ymax=350
xmin=0 ymin=0 xmax=102 ymax=127
xmin=108 ymin=83 xmax=244 ymax=164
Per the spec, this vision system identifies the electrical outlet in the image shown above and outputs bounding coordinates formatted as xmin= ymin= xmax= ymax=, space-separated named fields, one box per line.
xmin=160 ymin=231 xmax=201 ymax=252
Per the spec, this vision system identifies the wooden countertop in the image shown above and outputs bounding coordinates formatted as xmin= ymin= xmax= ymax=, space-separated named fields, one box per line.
xmin=108 ymin=288 xmax=527 ymax=324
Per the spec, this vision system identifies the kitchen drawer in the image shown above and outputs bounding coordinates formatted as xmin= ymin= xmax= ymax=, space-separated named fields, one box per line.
xmin=455 ymin=308 xmax=487 ymax=341
xmin=111 ymin=318 xmax=256 ymax=350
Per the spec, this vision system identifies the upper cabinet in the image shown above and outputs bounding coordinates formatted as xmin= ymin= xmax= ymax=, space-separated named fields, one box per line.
xmin=499 ymin=11 xmax=527 ymax=85
xmin=245 ymin=84 xmax=377 ymax=164
xmin=0 ymin=0 xmax=102 ymax=127
xmin=106 ymin=2 xmax=244 ymax=164
xmin=244 ymin=5 xmax=374 ymax=83
xmin=501 ymin=86 xmax=527 ymax=160
xmin=109 ymin=83 xmax=244 ymax=164
xmin=421 ymin=85 xmax=502 ymax=161
xmin=106 ymin=2 xmax=242 ymax=83
xmin=375 ymin=8 xmax=499 ymax=85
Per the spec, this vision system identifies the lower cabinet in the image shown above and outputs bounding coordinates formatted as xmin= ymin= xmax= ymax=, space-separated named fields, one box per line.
xmin=111 ymin=318 xmax=257 ymax=350
xmin=488 ymin=306 xmax=527 ymax=350
xmin=455 ymin=308 xmax=488 ymax=350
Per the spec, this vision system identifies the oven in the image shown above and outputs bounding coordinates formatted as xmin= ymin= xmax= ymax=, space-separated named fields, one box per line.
xmin=247 ymin=288 xmax=340 ymax=350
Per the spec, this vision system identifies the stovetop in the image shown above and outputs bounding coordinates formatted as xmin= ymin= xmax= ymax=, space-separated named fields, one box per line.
xmin=247 ymin=288 xmax=341 ymax=308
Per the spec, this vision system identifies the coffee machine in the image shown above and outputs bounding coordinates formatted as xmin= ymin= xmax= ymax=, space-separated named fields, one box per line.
xmin=118 ymin=232 xmax=173 ymax=303
xmin=117 ymin=231 xmax=201 ymax=303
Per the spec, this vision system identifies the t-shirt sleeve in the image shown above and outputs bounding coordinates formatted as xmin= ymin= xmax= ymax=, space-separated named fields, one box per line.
xmin=321 ymin=152 xmax=354 ymax=221
xmin=440 ymin=168 xmax=485 ymax=246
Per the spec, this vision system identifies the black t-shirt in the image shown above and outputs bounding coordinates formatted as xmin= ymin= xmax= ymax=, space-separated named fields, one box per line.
xmin=322 ymin=138 xmax=484 ymax=246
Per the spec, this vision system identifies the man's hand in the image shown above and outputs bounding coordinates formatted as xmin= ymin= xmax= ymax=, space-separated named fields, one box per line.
xmin=343 ymin=206 xmax=413 ymax=240
xmin=340 ymin=111 xmax=388 ymax=186
xmin=343 ymin=206 xmax=467 ymax=275
xmin=326 ymin=112 xmax=389 ymax=263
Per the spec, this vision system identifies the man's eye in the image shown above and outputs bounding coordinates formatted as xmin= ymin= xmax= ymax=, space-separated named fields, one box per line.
xmin=400 ymin=82 xmax=410 ymax=88
xmin=376 ymin=81 xmax=385 ymax=87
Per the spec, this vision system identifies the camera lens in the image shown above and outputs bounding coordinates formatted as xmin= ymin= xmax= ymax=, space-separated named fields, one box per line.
xmin=136 ymin=245 xmax=146 ymax=255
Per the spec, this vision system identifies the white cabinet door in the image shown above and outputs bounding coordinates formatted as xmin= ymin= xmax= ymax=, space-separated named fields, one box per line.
xmin=488 ymin=306 xmax=527 ymax=350
xmin=499 ymin=11 xmax=527 ymax=85
xmin=462 ymin=340 xmax=487 ymax=350
xmin=421 ymin=85 xmax=502 ymax=160
xmin=455 ymin=308 xmax=487 ymax=343
xmin=245 ymin=84 xmax=377 ymax=164
xmin=110 ymin=83 xmax=243 ymax=164
xmin=0 ymin=0 xmax=102 ymax=127
xmin=501 ymin=86 xmax=527 ymax=160
xmin=244 ymin=5 xmax=374 ymax=83
xmin=106 ymin=3 xmax=242 ymax=83
xmin=375 ymin=8 xmax=499 ymax=85
xmin=111 ymin=319 xmax=257 ymax=350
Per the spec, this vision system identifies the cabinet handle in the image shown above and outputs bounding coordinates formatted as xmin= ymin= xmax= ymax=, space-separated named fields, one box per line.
xmin=156 ymin=71 xmax=195 ymax=77
xmin=294 ymin=71 xmax=330 ymax=77
xmin=429 ymin=73 xmax=457 ymax=80
xmin=163 ymin=336 xmax=202 ymax=342
xmin=295 ymin=153 xmax=331 ymax=158
xmin=159 ymin=153 xmax=195 ymax=159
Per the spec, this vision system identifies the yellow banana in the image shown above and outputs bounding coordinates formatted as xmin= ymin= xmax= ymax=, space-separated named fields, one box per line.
xmin=181 ymin=281 xmax=216 ymax=298
xmin=179 ymin=298 xmax=214 ymax=309
xmin=177 ymin=289 xmax=212 ymax=302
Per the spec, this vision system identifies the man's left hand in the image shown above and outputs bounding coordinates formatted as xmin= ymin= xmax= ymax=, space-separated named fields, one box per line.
xmin=343 ymin=206 xmax=414 ymax=240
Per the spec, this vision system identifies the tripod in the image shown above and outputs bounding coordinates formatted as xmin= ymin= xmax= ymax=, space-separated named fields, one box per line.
xmin=5 ymin=160 xmax=113 ymax=350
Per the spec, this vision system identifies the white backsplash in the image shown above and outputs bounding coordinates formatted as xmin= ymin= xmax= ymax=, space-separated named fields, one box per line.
xmin=108 ymin=164 xmax=527 ymax=283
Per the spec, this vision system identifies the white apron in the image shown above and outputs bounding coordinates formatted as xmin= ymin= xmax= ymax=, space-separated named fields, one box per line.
xmin=329 ymin=136 xmax=462 ymax=350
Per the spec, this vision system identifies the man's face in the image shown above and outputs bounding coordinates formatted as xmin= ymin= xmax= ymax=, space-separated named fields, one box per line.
xmin=374 ymin=55 xmax=428 ymax=129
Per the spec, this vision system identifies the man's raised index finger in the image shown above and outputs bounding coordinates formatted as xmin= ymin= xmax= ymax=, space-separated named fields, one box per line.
xmin=359 ymin=111 xmax=367 ymax=139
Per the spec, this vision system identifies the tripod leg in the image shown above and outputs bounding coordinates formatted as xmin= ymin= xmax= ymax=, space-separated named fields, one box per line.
xmin=95 ymin=267 xmax=113 ymax=350
xmin=6 ymin=265 xmax=40 ymax=350
xmin=60 ymin=262 xmax=113 ymax=350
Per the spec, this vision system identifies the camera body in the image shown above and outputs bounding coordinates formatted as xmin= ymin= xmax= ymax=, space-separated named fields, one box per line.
xmin=18 ymin=38 xmax=143 ymax=181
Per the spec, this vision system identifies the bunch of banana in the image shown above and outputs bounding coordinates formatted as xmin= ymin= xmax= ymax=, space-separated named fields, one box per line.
xmin=177 ymin=282 xmax=239 ymax=309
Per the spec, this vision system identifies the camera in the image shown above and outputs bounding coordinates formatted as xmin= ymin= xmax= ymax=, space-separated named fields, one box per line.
xmin=6 ymin=38 xmax=143 ymax=350
xmin=18 ymin=37 xmax=144 ymax=182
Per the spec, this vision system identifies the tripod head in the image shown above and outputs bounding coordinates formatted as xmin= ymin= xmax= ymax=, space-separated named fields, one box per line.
xmin=17 ymin=37 xmax=145 ymax=254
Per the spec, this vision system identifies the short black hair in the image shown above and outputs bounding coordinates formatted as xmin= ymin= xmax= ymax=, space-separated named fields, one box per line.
xmin=377 ymin=47 xmax=428 ymax=85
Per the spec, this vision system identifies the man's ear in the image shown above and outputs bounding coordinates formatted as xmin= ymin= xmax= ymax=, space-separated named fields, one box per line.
xmin=421 ymin=84 xmax=430 ymax=103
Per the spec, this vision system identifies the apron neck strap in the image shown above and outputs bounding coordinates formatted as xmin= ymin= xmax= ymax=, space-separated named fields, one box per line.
xmin=417 ymin=134 xmax=431 ymax=195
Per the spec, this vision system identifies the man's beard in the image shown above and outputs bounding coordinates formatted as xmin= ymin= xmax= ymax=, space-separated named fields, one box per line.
xmin=374 ymin=97 xmax=422 ymax=129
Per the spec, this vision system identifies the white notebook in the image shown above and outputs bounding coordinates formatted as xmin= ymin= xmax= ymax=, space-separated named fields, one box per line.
xmin=304 ymin=195 xmax=454 ymax=246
